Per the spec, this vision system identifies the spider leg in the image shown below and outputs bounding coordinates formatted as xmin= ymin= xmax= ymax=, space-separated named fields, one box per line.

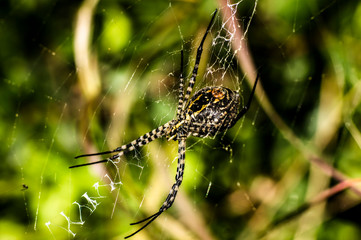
xmin=124 ymin=212 xmax=161 ymax=239
xmin=69 ymin=154 xmax=121 ymax=169
xmin=124 ymin=138 xmax=186 ymax=238
xmin=70 ymin=121 xmax=173 ymax=168
xmin=234 ymin=73 xmax=259 ymax=122
xmin=176 ymin=50 xmax=185 ymax=119
xmin=183 ymin=9 xmax=217 ymax=107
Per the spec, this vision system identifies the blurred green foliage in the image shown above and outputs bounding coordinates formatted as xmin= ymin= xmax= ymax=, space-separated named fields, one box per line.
xmin=1 ymin=0 xmax=361 ymax=239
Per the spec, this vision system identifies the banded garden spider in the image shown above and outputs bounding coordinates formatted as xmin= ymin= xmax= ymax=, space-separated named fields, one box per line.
xmin=70 ymin=9 xmax=259 ymax=238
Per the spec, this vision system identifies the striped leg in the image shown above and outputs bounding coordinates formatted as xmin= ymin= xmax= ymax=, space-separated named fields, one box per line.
xmin=69 ymin=121 xmax=173 ymax=169
xmin=124 ymin=138 xmax=186 ymax=239
xmin=176 ymin=50 xmax=185 ymax=119
xmin=182 ymin=9 xmax=217 ymax=107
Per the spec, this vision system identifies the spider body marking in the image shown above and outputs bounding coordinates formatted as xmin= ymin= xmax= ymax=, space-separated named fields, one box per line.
xmin=70 ymin=9 xmax=259 ymax=238
xmin=166 ymin=86 xmax=241 ymax=140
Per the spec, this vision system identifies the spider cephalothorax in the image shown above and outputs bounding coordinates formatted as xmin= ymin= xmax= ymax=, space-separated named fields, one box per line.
xmin=70 ymin=9 xmax=259 ymax=238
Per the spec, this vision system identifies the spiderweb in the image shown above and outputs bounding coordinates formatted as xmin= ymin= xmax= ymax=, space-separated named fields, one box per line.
xmin=3 ymin=0 xmax=361 ymax=239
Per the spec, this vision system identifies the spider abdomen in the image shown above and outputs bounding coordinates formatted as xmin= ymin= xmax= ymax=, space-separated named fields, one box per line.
xmin=184 ymin=86 xmax=240 ymax=137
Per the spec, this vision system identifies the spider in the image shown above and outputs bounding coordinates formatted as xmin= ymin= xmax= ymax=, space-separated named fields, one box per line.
xmin=70 ymin=9 xmax=259 ymax=239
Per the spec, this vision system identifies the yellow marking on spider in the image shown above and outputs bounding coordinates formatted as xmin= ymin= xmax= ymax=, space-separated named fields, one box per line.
xmin=167 ymin=120 xmax=185 ymax=141
xmin=187 ymin=89 xmax=212 ymax=109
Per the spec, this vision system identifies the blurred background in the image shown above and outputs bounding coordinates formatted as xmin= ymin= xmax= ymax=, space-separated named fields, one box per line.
xmin=1 ymin=0 xmax=361 ymax=239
